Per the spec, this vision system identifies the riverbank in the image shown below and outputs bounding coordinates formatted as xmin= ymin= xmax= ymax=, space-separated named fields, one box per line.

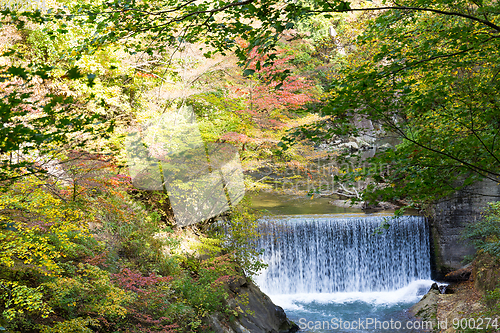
xmin=436 ymin=280 xmax=485 ymax=332
xmin=411 ymin=254 xmax=500 ymax=333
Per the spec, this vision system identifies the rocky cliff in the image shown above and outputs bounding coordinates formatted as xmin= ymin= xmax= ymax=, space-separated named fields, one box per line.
xmin=208 ymin=276 xmax=299 ymax=333
xmin=430 ymin=178 xmax=500 ymax=278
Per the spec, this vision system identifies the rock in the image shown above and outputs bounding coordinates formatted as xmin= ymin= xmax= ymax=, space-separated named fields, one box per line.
xmin=338 ymin=142 xmax=359 ymax=151
xmin=443 ymin=265 xmax=472 ymax=282
xmin=329 ymin=199 xmax=365 ymax=209
xmin=364 ymin=201 xmax=400 ymax=211
xmin=410 ymin=285 xmax=440 ymax=325
xmin=441 ymin=285 xmax=454 ymax=294
xmin=430 ymin=178 xmax=500 ymax=277
xmin=427 ymin=282 xmax=454 ymax=295
xmin=356 ymin=138 xmax=372 ymax=150
xmin=378 ymin=143 xmax=392 ymax=150
xmin=329 ymin=200 xmax=400 ymax=211
xmin=208 ymin=278 xmax=299 ymax=333
xmin=434 ymin=280 xmax=486 ymax=333
xmin=228 ymin=276 xmax=247 ymax=293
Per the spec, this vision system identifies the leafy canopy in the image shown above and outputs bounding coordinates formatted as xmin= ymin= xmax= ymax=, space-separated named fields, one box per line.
xmin=290 ymin=0 xmax=500 ymax=207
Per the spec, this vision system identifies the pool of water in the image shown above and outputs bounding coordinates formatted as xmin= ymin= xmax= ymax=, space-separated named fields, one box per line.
xmin=246 ymin=191 xmax=420 ymax=216
xmin=265 ymin=280 xmax=434 ymax=332
xmin=247 ymin=191 xmax=363 ymax=215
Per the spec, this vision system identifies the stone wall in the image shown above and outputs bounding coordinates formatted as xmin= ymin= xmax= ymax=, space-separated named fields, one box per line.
xmin=430 ymin=178 xmax=500 ymax=279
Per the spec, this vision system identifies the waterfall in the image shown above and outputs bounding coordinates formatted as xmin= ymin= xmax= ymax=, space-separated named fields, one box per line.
xmin=255 ymin=215 xmax=431 ymax=295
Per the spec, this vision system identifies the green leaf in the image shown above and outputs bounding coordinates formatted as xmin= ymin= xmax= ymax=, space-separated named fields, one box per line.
xmin=243 ymin=69 xmax=255 ymax=77
xmin=86 ymin=73 xmax=96 ymax=87
xmin=66 ymin=67 xmax=83 ymax=79
xmin=7 ymin=66 xmax=28 ymax=80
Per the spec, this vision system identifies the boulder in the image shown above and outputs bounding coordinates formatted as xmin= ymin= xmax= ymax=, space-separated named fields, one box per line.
xmin=208 ymin=277 xmax=299 ymax=333
xmin=378 ymin=143 xmax=392 ymax=150
xmin=354 ymin=138 xmax=373 ymax=150
xmin=329 ymin=199 xmax=365 ymax=209
xmin=409 ymin=284 xmax=440 ymax=324
xmin=338 ymin=142 xmax=359 ymax=151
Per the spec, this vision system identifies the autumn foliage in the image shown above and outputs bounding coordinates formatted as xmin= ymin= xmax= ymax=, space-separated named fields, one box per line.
xmin=0 ymin=168 xmax=244 ymax=332
xmin=245 ymin=48 xmax=317 ymax=112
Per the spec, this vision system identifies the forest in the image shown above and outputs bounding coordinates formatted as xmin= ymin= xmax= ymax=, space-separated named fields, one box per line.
xmin=1 ymin=0 xmax=499 ymax=332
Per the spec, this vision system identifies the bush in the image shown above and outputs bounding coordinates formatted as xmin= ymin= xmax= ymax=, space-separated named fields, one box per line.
xmin=39 ymin=317 xmax=98 ymax=333
xmin=173 ymin=254 xmax=240 ymax=322
xmin=0 ymin=170 xmax=258 ymax=332
xmin=464 ymin=202 xmax=500 ymax=257
xmin=216 ymin=204 xmax=268 ymax=278
xmin=43 ymin=263 xmax=134 ymax=320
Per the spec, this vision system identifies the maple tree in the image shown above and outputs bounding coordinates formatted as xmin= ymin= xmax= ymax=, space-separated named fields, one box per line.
xmin=244 ymin=48 xmax=317 ymax=113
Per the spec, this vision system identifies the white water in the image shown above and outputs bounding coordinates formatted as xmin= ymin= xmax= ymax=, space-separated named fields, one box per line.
xmin=265 ymin=279 xmax=435 ymax=312
xmin=255 ymin=215 xmax=432 ymax=309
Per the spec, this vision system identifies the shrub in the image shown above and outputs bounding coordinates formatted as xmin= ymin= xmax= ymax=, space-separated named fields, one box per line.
xmin=39 ymin=317 xmax=98 ymax=333
xmin=43 ymin=263 xmax=134 ymax=321
xmin=464 ymin=202 xmax=500 ymax=257
xmin=214 ymin=204 xmax=268 ymax=278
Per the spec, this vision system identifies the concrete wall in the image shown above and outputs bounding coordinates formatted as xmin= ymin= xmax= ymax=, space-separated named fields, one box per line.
xmin=430 ymin=178 xmax=500 ymax=279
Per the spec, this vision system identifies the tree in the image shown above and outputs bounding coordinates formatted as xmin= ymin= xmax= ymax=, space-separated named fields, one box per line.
xmin=284 ymin=0 xmax=500 ymax=208
xmin=0 ymin=0 xmax=316 ymax=182
xmin=4 ymin=0 xmax=499 ymax=206
xmin=0 ymin=9 xmax=116 ymax=183
xmin=0 ymin=176 xmax=92 ymax=321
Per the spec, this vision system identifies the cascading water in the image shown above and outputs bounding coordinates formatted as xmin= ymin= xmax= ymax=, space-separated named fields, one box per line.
xmin=256 ymin=215 xmax=431 ymax=294
xmin=254 ymin=214 xmax=434 ymax=332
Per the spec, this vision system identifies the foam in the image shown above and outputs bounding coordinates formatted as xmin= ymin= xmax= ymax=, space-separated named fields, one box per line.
xmin=267 ymin=279 xmax=437 ymax=310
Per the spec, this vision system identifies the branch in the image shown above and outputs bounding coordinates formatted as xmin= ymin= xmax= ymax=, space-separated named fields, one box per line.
xmin=324 ymin=182 xmax=363 ymax=199
xmin=441 ymin=176 xmax=500 ymax=199
xmin=312 ymin=4 xmax=500 ymax=32
xmin=464 ymin=81 xmax=500 ymax=167
xmin=359 ymin=96 xmax=500 ymax=180
xmin=70 ymin=0 xmax=199 ymax=17
xmin=135 ymin=0 xmax=255 ymax=32
xmin=385 ymin=116 xmax=500 ymax=179
xmin=381 ymin=36 xmax=497 ymax=77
